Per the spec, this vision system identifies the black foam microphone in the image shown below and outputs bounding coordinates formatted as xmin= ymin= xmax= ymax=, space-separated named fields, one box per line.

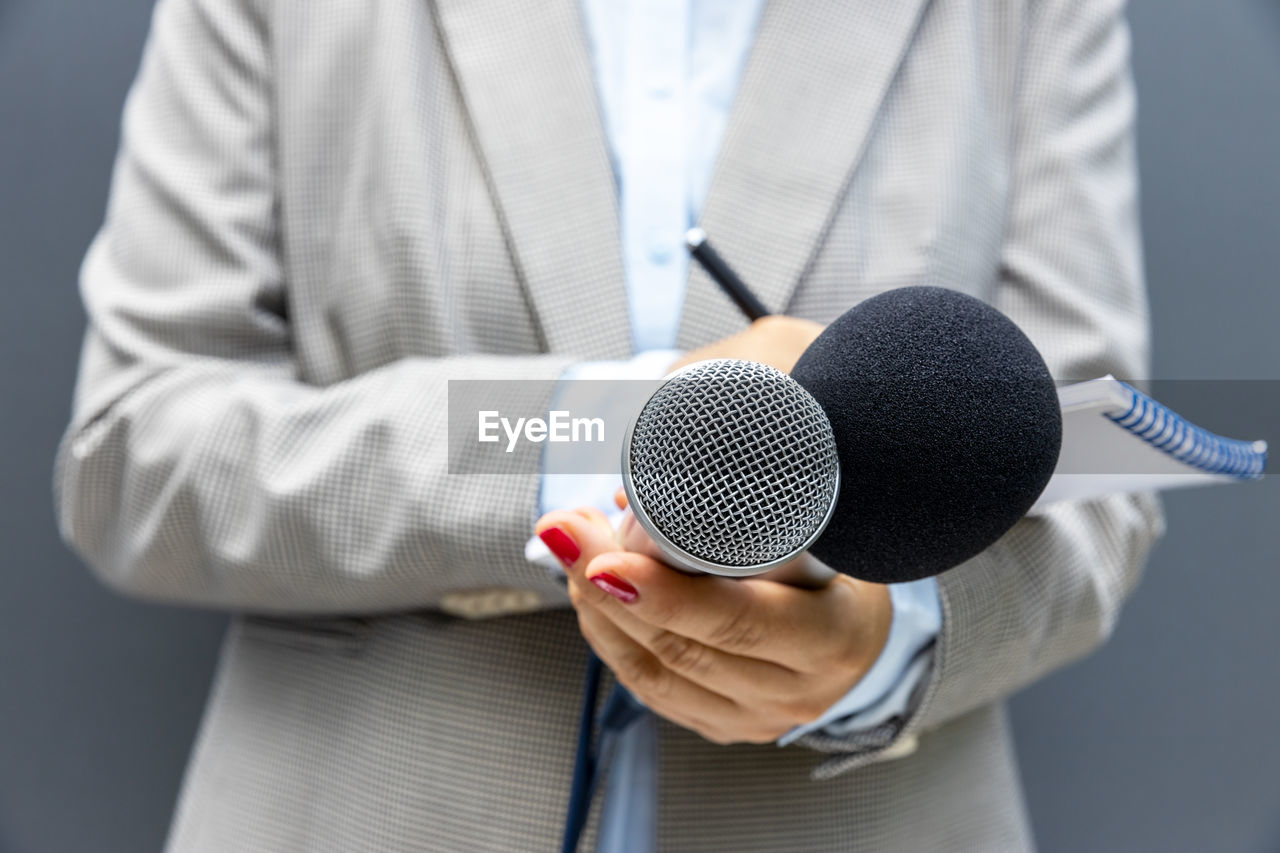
xmin=791 ymin=286 xmax=1062 ymax=583
xmin=619 ymin=286 xmax=1061 ymax=586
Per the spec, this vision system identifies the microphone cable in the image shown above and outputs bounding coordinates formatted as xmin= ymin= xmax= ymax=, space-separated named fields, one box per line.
xmin=560 ymin=652 xmax=603 ymax=853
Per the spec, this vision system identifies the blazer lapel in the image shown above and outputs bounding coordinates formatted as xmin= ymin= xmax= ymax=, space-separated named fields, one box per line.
xmin=431 ymin=0 xmax=632 ymax=360
xmin=679 ymin=0 xmax=933 ymax=348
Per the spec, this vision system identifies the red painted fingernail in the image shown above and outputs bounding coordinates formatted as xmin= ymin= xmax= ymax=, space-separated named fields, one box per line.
xmin=590 ymin=573 xmax=638 ymax=604
xmin=538 ymin=527 xmax=580 ymax=567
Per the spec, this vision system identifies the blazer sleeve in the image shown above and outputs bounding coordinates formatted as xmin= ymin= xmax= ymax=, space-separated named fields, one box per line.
xmin=797 ymin=0 xmax=1165 ymax=775
xmin=53 ymin=0 xmax=576 ymax=615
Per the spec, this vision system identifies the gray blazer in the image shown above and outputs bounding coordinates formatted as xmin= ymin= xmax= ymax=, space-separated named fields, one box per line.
xmin=56 ymin=0 xmax=1164 ymax=849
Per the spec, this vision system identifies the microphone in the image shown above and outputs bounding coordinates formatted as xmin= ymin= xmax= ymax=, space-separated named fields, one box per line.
xmin=618 ymin=286 xmax=1062 ymax=586
xmin=792 ymin=286 xmax=1061 ymax=583
xmin=619 ymin=358 xmax=841 ymax=589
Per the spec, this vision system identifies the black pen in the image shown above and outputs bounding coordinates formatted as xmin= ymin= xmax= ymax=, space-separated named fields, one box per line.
xmin=684 ymin=228 xmax=770 ymax=321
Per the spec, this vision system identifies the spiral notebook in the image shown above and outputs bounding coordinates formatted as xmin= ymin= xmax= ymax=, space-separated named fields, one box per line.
xmin=1031 ymin=376 xmax=1268 ymax=512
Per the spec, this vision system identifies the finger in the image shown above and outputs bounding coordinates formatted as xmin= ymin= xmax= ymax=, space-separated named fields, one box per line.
xmin=568 ymin=572 xmax=808 ymax=712
xmin=573 ymin=505 xmax=614 ymax=537
xmin=578 ymin=552 xmax=855 ymax=670
xmin=574 ymin=599 xmax=790 ymax=745
xmin=613 ymin=487 xmax=628 ymax=510
xmin=534 ymin=509 xmax=620 ymax=576
xmin=574 ymin=601 xmax=721 ymax=735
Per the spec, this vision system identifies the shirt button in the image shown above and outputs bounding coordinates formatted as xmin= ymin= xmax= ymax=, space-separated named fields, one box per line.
xmin=650 ymin=83 xmax=674 ymax=100
xmin=649 ymin=241 xmax=673 ymax=264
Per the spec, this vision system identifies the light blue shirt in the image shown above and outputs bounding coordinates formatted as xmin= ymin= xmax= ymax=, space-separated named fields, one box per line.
xmin=530 ymin=2 xmax=944 ymax=850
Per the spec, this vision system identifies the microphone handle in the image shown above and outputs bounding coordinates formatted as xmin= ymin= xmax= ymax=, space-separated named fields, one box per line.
xmin=616 ymin=509 xmax=836 ymax=590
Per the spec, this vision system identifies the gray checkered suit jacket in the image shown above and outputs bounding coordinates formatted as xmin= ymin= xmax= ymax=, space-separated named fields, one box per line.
xmin=55 ymin=0 xmax=1164 ymax=849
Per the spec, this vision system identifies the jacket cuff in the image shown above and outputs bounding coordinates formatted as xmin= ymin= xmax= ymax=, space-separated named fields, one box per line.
xmin=780 ymin=578 xmax=939 ymax=744
xmin=791 ymin=654 xmax=936 ymax=780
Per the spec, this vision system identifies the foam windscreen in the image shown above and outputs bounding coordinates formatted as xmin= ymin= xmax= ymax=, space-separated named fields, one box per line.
xmin=791 ymin=286 xmax=1062 ymax=584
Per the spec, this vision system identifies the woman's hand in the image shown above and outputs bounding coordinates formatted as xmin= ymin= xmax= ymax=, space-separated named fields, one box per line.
xmin=670 ymin=315 xmax=823 ymax=374
xmin=535 ymin=502 xmax=892 ymax=746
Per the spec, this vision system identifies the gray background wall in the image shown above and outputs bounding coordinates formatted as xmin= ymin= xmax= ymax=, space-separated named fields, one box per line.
xmin=1 ymin=1 xmax=1277 ymax=850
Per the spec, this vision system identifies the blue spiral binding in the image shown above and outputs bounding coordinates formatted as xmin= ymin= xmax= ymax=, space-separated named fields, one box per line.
xmin=1106 ymin=381 xmax=1267 ymax=479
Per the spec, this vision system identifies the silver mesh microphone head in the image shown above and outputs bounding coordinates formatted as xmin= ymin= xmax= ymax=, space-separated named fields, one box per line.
xmin=622 ymin=359 xmax=841 ymax=577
